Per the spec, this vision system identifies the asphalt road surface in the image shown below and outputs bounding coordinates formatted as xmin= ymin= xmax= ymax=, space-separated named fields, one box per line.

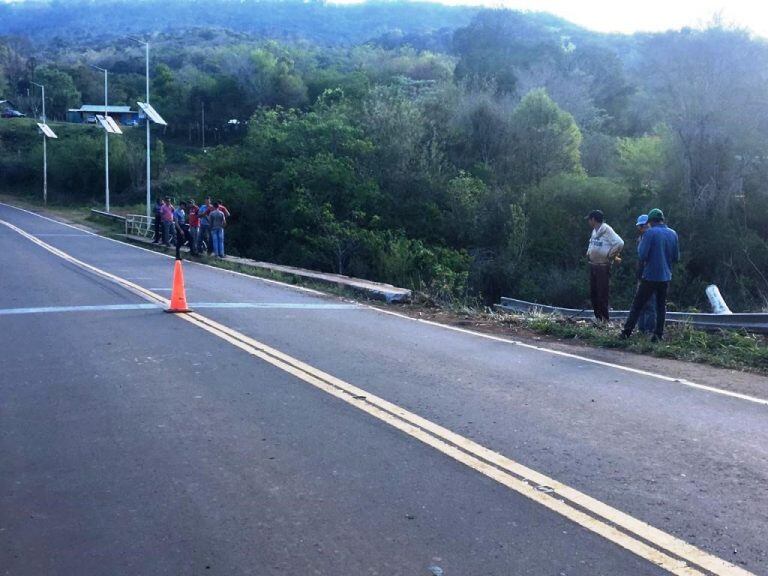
xmin=1 ymin=202 xmax=766 ymax=576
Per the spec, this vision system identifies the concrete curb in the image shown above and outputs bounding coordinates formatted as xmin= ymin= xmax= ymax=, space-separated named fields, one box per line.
xmin=125 ymin=234 xmax=412 ymax=304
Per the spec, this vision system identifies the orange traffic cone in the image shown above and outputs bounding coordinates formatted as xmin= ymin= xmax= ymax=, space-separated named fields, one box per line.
xmin=165 ymin=259 xmax=191 ymax=313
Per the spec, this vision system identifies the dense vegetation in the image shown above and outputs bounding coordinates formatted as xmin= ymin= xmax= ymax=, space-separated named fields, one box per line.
xmin=2 ymin=1 xmax=768 ymax=312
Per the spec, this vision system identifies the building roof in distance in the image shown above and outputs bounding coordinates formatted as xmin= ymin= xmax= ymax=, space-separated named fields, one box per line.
xmin=69 ymin=105 xmax=135 ymax=113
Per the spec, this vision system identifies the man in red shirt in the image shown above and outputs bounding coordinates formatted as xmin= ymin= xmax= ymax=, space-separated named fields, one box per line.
xmin=216 ymin=199 xmax=231 ymax=219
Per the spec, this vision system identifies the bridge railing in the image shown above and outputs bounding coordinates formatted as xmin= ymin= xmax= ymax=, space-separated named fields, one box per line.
xmin=125 ymin=214 xmax=154 ymax=239
xmin=90 ymin=209 xmax=126 ymax=223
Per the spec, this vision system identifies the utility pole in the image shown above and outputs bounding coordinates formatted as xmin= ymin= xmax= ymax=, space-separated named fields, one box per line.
xmin=146 ymin=41 xmax=150 ymax=218
xmin=91 ymin=65 xmax=110 ymax=212
xmin=31 ymin=82 xmax=48 ymax=206
xmin=201 ymin=101 xmax=205 ymax=150
xmin=130 ymin=37 xmax=152 ymax=219
xmin=135 ymin=35 xmax=168 ymax=210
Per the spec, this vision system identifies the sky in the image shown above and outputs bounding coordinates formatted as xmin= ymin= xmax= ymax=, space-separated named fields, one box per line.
xmin=335 ymin=0 xmax=768 ymax=38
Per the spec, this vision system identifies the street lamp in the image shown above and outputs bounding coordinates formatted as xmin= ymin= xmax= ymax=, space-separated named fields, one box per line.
xmin=130 ymin=38 xmax=168 ymax=220
xmin=31 ymin=81 xmax=57 ymax=206
xmin=129 ymin=37 xmax=153 ymax=219
xmin=90 ymin=64 xmax=115 ymax=213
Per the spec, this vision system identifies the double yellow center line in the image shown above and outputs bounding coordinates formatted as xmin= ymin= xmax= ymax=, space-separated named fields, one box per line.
xmin=1 ymin=218 xmax=755 ymax=576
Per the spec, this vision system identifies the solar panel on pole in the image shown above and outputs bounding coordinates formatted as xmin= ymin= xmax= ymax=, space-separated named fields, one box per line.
xmin=96 ymin=114 xmax=119 ymax=134
xmin=37 ymin=123 xmax=58 ymax=139
xmin=96 ymin=114 xmax=110 ymax=132
xmin=105 ymin=115 xmax=123 ymax=134
xmin=137 ymin=101 xmax=168 ymax=126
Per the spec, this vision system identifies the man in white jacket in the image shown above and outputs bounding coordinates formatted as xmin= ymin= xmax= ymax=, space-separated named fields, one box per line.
xmin=586 ymin=210 xmax=624 ymax=322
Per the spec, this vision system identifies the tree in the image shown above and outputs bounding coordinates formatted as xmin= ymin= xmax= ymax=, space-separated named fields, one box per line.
xmin=636 ymin=25 xmax=768 ymax=218
xmin=33 ymin=66 xmax=81 ymax=120
xmin=451 ymin=87 xmax=514 ymax=171
xmin=0 ymin=62 xmax=9 ymax=96
xmin=360 ymin=84 xmax=425 ymax=185
xmin=509 ymin=89 xmax=583 ymax=186
xmin=616 ymin=132 xmax=667 ymax=210
xmin=443 ymin=172 xmax=485 ymax=247
xmin=453 ymin=10 xmax=565 ymax=94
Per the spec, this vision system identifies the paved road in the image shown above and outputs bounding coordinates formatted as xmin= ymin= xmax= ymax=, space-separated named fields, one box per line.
xmin=1 ymin=203 xmax=766 ymax=576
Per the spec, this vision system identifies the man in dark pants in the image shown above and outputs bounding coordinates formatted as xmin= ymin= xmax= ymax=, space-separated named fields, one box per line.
xmin=590 ymin=264 xmax=611 ymax=321
xmin=586 ymin=210 xmax=624 ymax=322
xmin=621 ymin=208 xmax=679 ymax=342
xmin=197 ymin=196 xmax=213 ymax=256
xmin=173 ymin=202 xmax=186 ymax=260
xmin=634 ymin=214 xmax=657 ymax=333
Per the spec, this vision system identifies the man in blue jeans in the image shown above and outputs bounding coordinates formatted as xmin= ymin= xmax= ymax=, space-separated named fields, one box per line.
xmin=197 ymin=196 xmax=212 ymax=255
xmin=621 ymin=208 xmax=679 ymax=342
xmin=208 ymin=201 xmax=226 ymax=257
xmin=634 ymin=214 xmax=656 ymax=334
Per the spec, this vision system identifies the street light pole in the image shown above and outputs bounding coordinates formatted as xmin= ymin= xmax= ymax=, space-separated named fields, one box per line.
xmin=91 ymin=65 xmax=110 ymax=212
xmin=145 ymin=40 xmax=150 ymax=219
xmin=130 ymin=37 xmax=152 ymax=219
xmin=31 ymin=82 xmax=47 ymax=206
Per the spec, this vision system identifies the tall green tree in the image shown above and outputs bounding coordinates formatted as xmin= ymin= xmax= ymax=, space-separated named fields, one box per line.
xmin=33 ymin=66 xmax=81 ymax=120
xmin=509 ymin=89 xmax=583 ymax=186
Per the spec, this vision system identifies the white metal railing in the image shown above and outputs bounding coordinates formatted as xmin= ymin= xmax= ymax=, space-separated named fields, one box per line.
xmin=125 ymin=214 xmax=154 ymax=239
xmin=90 ymin=208 xmax=126 ymax=223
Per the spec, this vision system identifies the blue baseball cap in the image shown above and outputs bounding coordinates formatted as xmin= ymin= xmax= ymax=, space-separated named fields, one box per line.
xmin=635 ymin=214 xmax=649 ymax=226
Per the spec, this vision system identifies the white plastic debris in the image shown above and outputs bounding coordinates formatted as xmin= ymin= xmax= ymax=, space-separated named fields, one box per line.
xmin=705 ymin=285 xmax=732 ymax=315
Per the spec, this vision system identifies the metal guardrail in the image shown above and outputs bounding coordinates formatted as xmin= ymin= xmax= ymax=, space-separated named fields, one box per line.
xmin=90 ymin=209 xmax=126 ymax=223
xmin=495 ymin=297 xmax=768 ymax=333
xmin=121 ymin=219 xmax=412 ymax=303
xmin=125 ymin=214 xmax=154 ymax=239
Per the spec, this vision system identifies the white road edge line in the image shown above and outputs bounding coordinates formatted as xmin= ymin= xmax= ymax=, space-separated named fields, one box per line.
xmin=370 ymin=307 xmax=768 ymax=407
xmin=0 ymin=216 xmax=757 ymax=576
xmin=2 ymin=201 xmax=767 ymax=407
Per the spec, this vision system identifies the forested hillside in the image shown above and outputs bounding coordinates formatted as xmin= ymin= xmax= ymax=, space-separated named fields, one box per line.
xmin=0 ymin=0 xmax=478 ymax=46
xmin=2 ymin=1 xmax=768 ymax=312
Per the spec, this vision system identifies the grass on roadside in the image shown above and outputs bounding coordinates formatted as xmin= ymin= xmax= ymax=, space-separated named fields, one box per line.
xmin=507 ymin=313 xmax=768 ymax=374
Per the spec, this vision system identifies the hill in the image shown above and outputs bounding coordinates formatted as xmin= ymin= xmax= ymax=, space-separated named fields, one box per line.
xmin=0 ymin=0 xmax=478 ymax=46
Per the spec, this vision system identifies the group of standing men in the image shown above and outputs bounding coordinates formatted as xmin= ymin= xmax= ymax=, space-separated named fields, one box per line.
xmin=586 ymin=208 xmax=679 ymax=342
xmin=150 ymin=195 xmax=677 ymax=340
xmin=152 ymin=196 xmax=229 ymax=258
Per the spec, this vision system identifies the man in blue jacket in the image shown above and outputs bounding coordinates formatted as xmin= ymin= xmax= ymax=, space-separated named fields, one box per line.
xmin=620 ymin=208 xmax=679 ymax=342
xmin=634 ymin=214 xmax=656 ymax=333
